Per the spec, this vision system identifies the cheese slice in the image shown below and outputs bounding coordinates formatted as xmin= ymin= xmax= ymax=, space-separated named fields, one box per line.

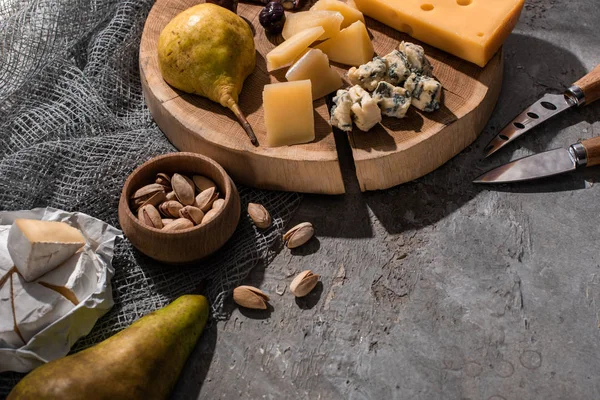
xmin=7 ymin=219 xmax=86 ymax=282
xmin=353 ymin=0 xmax=525 ymax=67
xmin=285 ymin=49 xmax=343 ymax=100
xmin=310 ymin=0 xmax=365 ymax=29
xmin=282 ymin=11 xmax=343 ymax=41
xmin=314 ymin=20 xmax=373 ymax=66
xmin=12 ymin=272 xmax=75 ymax=343
xmin=266 ymin=26 xmax=325 ymax=72
xmin=263 ymin=80 xmax=315 ymax=147
xmin=0 ymin=275 xmax=25 ymax=348
xmin=36 ymin=250 xmax=98 ymax=305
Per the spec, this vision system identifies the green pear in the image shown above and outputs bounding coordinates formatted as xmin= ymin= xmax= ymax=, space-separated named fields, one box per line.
xmin=8 ymin=295 xmax=209 ymax=400
xmin=158 ymin=3 xmax=258 ymax=145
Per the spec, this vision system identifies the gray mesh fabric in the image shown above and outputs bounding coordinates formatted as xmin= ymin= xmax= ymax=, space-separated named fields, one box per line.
xmin=0 ymin=0 xmax=301 ymax=392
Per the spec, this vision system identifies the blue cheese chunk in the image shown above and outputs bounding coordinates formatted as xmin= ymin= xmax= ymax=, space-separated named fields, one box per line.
xmin=382 ymin=50 xmax=411 ymax=85
xmin=398 ymin=41 xmax=433 ymax=76
xmin=348 ymin=85 xmax=381 ymax=131
xmin=330 ymin=89 xmax=353 ymax=132
xmin=372 ymin=81 xmax=411 ymax=118
xmin=404 ymin=73 xmax=442 ymax=112
xmin=346 ymin=57 xmax=387 ymax=91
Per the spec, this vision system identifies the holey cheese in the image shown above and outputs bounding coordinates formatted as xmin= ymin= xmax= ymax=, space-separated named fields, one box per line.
xmin=353 ymin=0 xmax=525 ymax=67
xmin=7 ymin=219 xmax=86 ymax=282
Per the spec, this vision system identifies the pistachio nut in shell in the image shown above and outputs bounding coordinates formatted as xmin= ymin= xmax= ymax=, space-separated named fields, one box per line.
xmin=155 ymin=172 xmax=172 ymax=189
xmin=179 ymin=205 xmax=205 ymax=225
xmin=233 ymin=285 xmax=270 ymax=309
xmin=137 ymin=190 xmax=167 ymax=211
xmin=137 ymin=204 xmax=163 ymax=229
xmin=130 ymin=183 xmax=165 ymax=200
xmin=161 ymin=217 xmax=194 ymax=232
xmin=171 ymin=173 xmax=195 ymax=205
xmin=201 ymin=208 xmax=219 ymax=225
xmin=248 ymin=203 xmax=271 ymax=229
xmin=166 ymin=191 xmax=177 ymax=201
xmin=290 ymin=270 xmax=320 ymax=297
xmin=283 ymin=222 xmax=314 ymax=249
xmin=212 ymin=198 xmax=225 ymax=211
xmin=194 ymin=187 xmax=218 ymax=212
xmin=193 ymin=175 xmax=216 ymax=192
xmin=159 ymin=200 xmax=184 ymax=218
xmin=162 ymin=218 xmax=175 ymax=225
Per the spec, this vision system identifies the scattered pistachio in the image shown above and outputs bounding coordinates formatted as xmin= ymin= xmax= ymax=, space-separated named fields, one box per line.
xmin=290 ymin=270 xmax=320 ymax=297
xmin=212 ymin=198 xmax=225 ymax=211
xmin=179 ymin=205 xmax=205 ymax=225
xmin=193 ymin=175 xmax=216 ymax=192
xmin=171 ymin=173 xmax=195 ymax=206
xmin=247 ymin=203 xmax=271 ymax=229
xmin=233 ymin=285 xmax=270 ymax=309
xmin=159 ymin=200 xmax=184 ymax=218
xmin=194 ymin=187 xmax=218 ymax=212
xmin=162 ymin=217 xmax=194 ymax=232
xmin=283 ymin=222 xmax=314 ymax=248
xmin=137 ymin=204 xmax=163 ymax=229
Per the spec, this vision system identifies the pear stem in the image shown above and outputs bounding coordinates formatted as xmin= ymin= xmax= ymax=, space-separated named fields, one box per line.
xmin=229 ymin=102 xmax=259 ymax=147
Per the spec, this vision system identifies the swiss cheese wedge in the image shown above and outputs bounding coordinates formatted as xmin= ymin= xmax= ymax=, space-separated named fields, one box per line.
xmin=353 ymin=0 xmax=525 ymax=67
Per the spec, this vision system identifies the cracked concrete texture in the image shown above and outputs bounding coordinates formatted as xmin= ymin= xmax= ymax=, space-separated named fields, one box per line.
xmin=172 ymin=0 xmax=600 ymax=398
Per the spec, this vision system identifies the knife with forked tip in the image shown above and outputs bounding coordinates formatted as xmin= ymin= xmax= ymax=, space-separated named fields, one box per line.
xmin=474 ymin=136 xmax=600 ymax=184
xmin=483 ymin=64 xmax=600 ymax=158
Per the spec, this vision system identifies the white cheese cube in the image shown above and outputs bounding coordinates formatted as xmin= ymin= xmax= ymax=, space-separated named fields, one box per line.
xmin=12 ymin=273 xmax=75 ymax=343
xmin=7 ymin=219 xmax=86 ymax=282
xmin=404 ymin=73 xmax=442 ymax=112
xmin=372 ymin=81 xmax=411 ymax=118
xmin=0 ymin=275 xmax=25 ymax=348
xmin=346 ymin=56 xmax=387 ymax=91
xmin=37 ymin=250 xmax=98 ymax=305
xmin=330 ymin=89 xmax=353 ymax=132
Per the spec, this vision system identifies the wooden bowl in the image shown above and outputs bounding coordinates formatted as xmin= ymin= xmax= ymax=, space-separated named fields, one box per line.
xmin=118 ymin=152 xmax=241 ymax=263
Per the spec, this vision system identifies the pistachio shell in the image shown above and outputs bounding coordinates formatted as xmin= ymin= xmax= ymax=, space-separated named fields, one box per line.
xmin=172 ymin=173 xmax=195 ymax=206
xmin=194 ymin=187 xmax=218 ymax=212
xmin=137 ymin=204 xmax=163 ymax=229
xmin=155 ymin=173 xmax=171 ymax=189
xmin=201 ymin=208 xmax=219 ymax=225
xmin=130 ymin=183 xmax=165 ymax=200
xmin=179 ymin=205 xmax=205 ymax=225
xmin=233 ymin=285 xmax=270 ymax=309
xmin=161 ymin=218 xmax=194 ymax=232
xmin=248 ymin=203 xmax=271 ymax=229
xmin=136 ymin=190 xmax=167 ymax=211
xmin=212 ymin=198 xmax=225 ymax=211
xmin=166 ymin=191 xmax=177 ymax=201
xmin=161 ymin=218 xmax=175 ymax=225
xmin=283 ymin=222 xmax=314 ymax=248
xmin=193 ymin=175 xmax=216 ymax=192
xmin=290 ymin=270 xmax=320 ymax=297
xmin=159 ymin=200 xmax=184 ymax=218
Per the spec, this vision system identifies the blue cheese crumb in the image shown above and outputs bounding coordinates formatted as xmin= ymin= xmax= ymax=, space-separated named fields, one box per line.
xmin=398 ymin=41 xmax=433 ymax=76
xmin=372 ymin=81 xmax=411 ymax=118
xmin=346 ymin=57 xmax=387 ymax=91
xmin=330 ymin=89 xmax=353 ymax=132
xmin=404 ymin=73 xmax=442 ymax=112
xmin=382 ymin=50 xmax=411 ymax=85
xmin=348 ymin=85 xmax=381 ymax=131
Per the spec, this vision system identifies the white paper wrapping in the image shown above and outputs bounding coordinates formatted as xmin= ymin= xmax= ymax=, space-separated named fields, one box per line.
xmin=0 ymin=207 xmax=121 ymax=373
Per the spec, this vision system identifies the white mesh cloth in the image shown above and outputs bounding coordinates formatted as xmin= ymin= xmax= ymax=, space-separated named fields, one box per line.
xmin=0 ymin=0 xmax=301 ymax=392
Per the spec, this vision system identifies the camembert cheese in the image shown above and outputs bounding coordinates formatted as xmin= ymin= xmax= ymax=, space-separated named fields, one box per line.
xmin=353 ymin=0 xmax=525 ymax=67
xmin=263 ymin=80 xmax=315 ymax=147
xmin=7 ymin=219 xmax=86 ymax=282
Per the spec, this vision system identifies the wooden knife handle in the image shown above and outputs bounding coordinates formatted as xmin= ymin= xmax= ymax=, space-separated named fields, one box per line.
xmin=582 ymin=136 xmax=600 ymax=167
xmin=573 ymin=63 xmax=600 ymax=106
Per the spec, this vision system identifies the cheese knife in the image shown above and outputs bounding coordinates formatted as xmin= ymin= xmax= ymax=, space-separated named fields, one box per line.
xmin=474 ymin=136 xmax=600 ymax=184
xmin=483 ymin=64 xmax=600 ymax=158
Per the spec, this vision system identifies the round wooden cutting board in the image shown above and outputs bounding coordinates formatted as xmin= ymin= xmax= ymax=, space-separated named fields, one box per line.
xmin=140 ymin=0 xmax=502 ymax=194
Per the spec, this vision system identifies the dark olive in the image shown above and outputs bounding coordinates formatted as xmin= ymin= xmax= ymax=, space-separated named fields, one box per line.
xmin=206 ymin=0 xmax=238 ymax=13
xmin=259 ymin=2 xmax=286 ymax=34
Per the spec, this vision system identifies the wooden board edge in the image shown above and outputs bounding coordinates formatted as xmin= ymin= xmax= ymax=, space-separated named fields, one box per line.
xmin=353 ymin=55 xmax=504 ymax=192
xmin=141 ymin=67 xmax=346 ymax=194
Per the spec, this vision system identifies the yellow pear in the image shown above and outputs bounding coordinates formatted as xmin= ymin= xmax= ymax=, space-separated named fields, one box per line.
xmin=158 ymin=4 xmax=258 ymax=145
xmin=8 ymin=295 xmax=209 ymax=400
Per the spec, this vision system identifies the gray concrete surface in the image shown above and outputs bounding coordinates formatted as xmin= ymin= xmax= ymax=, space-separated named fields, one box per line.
xmin=173 ymin=1 xmax=600 ymax=398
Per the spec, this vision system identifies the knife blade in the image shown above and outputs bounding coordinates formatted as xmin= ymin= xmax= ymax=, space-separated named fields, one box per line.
xmin=474 ymin=136 xmax=600 ymax=184
xmin=483 ymin=63 xmax=600 ymax=158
